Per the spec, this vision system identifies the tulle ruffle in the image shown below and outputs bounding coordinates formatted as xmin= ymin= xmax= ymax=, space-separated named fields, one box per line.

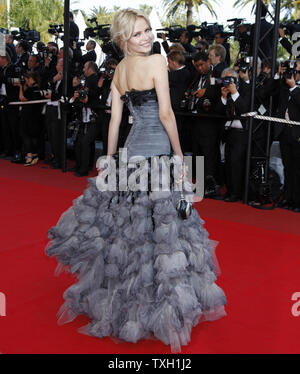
xmin=46 ymin=158 xmax=226 ymax=353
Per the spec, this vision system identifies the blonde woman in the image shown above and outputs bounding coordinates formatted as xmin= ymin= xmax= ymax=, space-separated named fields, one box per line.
xmin=46 ymin=8 xmax=226 ymax=353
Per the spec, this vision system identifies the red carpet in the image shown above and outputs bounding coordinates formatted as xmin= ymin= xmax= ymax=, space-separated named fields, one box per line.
xmin=0 ymin=159 xmax=300 ymax=354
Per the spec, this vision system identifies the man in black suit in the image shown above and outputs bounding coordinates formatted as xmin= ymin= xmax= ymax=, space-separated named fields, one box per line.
xmin=5 ymin=35 xmax=17 ymax=64
xmin=216 ymin=68 xmax=251 ymax=202
xmin=0 ymin=52 xmax=21 ymax=160
xmin=69 ymin=12 xmax=79 ymax=45
xmin=80 ymin=40 xmax=97 ymax=71
xmin=274 ymin=68 xmax=300 ymax=212
xmin=73 ymin=61 xmax=101 ymax=176
xmin=188 ymin=52 xmax=222 ymax=194
xmin=208 ymin=44 xmax=228 ymax=78
xmin=250 ymin=4 xmax=273 ymax=60
xmin=167 ymin=50 xmax=192 ymax=154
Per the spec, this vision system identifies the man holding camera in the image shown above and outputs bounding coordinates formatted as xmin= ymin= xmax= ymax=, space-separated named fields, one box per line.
xmin=216 ymin=68 xmax=251 ymax=202
xmin=44 ymin=58 xmax=72 ymax=168
xmin=188 ymin=52 xmax=222 ymax=195
xmin=72 ymin=61 xmax=100 ymax=176
xmin=273 ymin=63 xmax=300 ymax=212
xmin=0 ymin=52 xmax=22 ymax=162
xmin=15 ymin=41 xmax=30 ymax=74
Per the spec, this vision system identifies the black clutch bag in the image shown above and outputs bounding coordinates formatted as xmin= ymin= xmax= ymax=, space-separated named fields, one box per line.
xmin=176 ymin=191 xmax=193 ymax=220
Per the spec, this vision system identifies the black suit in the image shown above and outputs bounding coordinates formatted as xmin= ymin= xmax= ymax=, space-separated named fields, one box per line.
xmin=81 ymin=50 xmax=97 ymax=67
xmin=216 ymin=81 xmax=251 ymax=198
xmin=250 ymin=18 xmax=273 ymax=60
xmin=212 ymin=61 xmax=228 ymax=79
xmin=190 ymin=71 xmax=222 ymax=183
xmin=280 ymin=37 xmax=293 ymax=55
xmin=168 ymin=66 xmax=192 ymax=154
xmin=0 ymin=63 xmax=21 ymax=156
xmin=74 ymin=73 xmax=102 ymax=173
xmin=275 ymin=84 xmax=300 ymax=206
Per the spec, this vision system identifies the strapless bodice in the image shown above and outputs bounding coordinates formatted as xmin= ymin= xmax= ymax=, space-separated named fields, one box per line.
xmin=120 ymin=89 xmax=171 ymax=159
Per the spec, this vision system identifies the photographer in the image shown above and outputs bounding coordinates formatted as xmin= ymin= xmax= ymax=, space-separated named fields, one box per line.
xmin=188 ymin=52 xmax=222 ymax=194
xmin=72 ymin=61 xmax=101 ymax=176
xmin=81 ymin=40 xmax=97 ymax=67
xmin=42 ymin=42 xmax=59 ymax=82
xmin=44 ymin=58 xmax=72 ymax=169
xmin=214 ymin=32 xmax=231 ymax=67
xmin=0 ymin=52 xmax=22 ymax=163
xmin=216 ymin=68 xmax=251 ymax=202
xmin=273 ymin=63 xmax=300 ymax=212
xmin=5 ymin=35 xmax=17 ymax=64
xmin=14 ymin=71 xmax=44 ymax=166
xmin=15 ymin=41 xmax=30 ymax=74
xmin=208 ymin=44 xmax=228 ymax=78
xmin=179 ymin=30 xmax=197 ymax=54
xmin=69 ymin=12 xmax=79 ymax=45
xmin=279 ymin=28 xmax=293 ymax=55
xmin=167 ymin=50 xmax=192 ymax=154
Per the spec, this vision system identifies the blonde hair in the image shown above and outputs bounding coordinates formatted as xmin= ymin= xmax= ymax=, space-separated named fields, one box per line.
xmin=110 ymin=8 xmax=152 ymax=55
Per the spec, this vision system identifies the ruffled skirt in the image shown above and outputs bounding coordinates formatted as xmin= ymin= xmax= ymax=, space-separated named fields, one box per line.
xmin=46 ymin=159 xmax=226 ymax=353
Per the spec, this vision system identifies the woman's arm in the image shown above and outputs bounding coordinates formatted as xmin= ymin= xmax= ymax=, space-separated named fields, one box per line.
xmin=106 ymin=81 xmax=124 ymax=156
xmin=19 ymin=84 xmax=28 ymax=102
xmin=152 ymin=54 xmax=183 ymax=160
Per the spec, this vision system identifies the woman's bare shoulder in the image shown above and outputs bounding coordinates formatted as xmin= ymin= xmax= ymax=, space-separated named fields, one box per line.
xmin=147 ymin=54 xmax=167 ymax=66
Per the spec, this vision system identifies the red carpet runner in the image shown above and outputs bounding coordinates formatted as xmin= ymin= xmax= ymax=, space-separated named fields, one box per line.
xmin=0 ymin=159 xmax=299 ymax=354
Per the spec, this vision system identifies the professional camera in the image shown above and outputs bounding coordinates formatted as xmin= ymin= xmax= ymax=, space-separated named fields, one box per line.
xmin=187 ymin=23 xmax=224 ymax=44
xmin=234 ymin=54 xmax=252 ymax=73
xmin=77 ymin=79 xmax=88 ymax=100
xmin=76 ymin=39 xmax=85 ymax=48
xmin=84 ymin=19 xmax=110 ymax=40
xmin=280 ymin=19 xmax=300 ymax=37
xmin=6 ymin=67 xmax=25 ymax=85
xmin=84 ymin=19 xmax=123 ymax=62
xmin=227 ymin=18 xmax=252 ymax=54
xmin=48 ymin=24 xmax=64 ymax=35
xmin=256 ymin=72 xmax=269 ymax=87
xmin=39 ymin=45 xmax=57 ymax=60
xmin=222 ymin=76 xmax=238 ymax=86
xmin=156 ymin=26 xmax=186 ymax=43
xmin=180 ymin=89 xmax=196 ymax=111
xmin=33 ymin=89 xmax=52 ymax=98
xmin=281 ymin=60 xmax=297 ymax=79
xmin=11 ymin=28 xmax=40 ymax=43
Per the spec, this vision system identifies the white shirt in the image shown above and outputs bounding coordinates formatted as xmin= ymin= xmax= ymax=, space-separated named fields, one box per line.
xmin=221 ymin=91 xmax=243 ymax=129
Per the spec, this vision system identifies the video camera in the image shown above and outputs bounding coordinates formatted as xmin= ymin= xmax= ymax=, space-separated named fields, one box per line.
xmin=227 ymin=18 xmax=252 ymax=54
xmin=187 ymin=23 xmax=224 ymax=43
xmin=84 ymin=18 xmax=110 ymax=41
xmin=280 ymin=19 xmax=300 ymax=37
xmin=84 ymin=19 xmax=123 ymax=62
xmin=11 ymin=28 xmax=40 ymax=44
xmin=281 ymin=60 xmax=297 ymax=79
xmin=156 ymin=26 xmax=186 ymax=43
xmin=48 ymin=24 xmax=64 ymax=35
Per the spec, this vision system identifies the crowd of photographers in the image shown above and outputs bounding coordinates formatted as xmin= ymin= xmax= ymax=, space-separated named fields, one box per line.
xmin=1 ymin=9 xmax=300 ymax=211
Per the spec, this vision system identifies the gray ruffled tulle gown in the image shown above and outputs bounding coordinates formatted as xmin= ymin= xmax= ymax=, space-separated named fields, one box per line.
xmin=46 ymin=88 xmax=227 ymax=353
